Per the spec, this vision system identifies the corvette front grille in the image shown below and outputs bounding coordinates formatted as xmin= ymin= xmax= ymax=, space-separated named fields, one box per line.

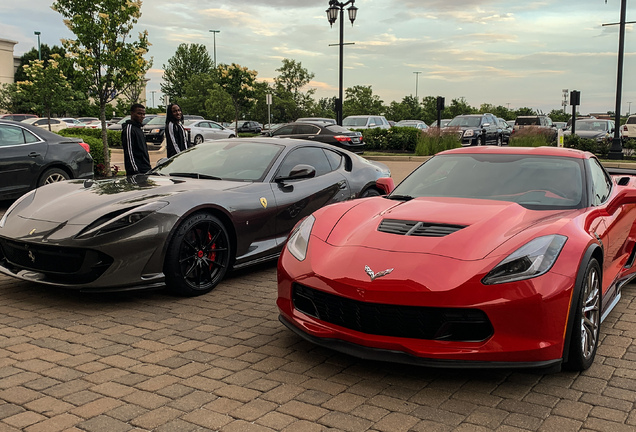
xmin=292 ymin=284 xmax=493 ymax=342
xmin=378 ymin=219 xmax=466 ymax=237
xmin=0 ymin=238 xmax=113 ymax=284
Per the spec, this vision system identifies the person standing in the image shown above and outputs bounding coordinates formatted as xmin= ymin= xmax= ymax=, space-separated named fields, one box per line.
xmin=122 ymin=103 xmax=151 ymax=175
xmin=165 ymin=103 xmax=189 ymax=158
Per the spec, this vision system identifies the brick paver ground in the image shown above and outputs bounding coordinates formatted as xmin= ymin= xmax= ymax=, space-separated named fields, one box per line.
xmin=0 ymin=265 xmax=634 ymax=432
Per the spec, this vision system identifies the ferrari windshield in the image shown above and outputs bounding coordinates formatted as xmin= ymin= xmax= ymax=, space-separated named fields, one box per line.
xmin=150 ymin=140 xmax=284 ymax=181
xmin=392 ymin=154 xmax=586 ymax=209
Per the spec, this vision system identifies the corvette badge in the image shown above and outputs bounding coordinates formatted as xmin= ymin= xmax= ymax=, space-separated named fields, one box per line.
xmin=365 ymin=265 xmax=393 ymax=281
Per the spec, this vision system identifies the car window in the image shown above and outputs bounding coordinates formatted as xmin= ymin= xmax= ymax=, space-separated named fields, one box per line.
xmin=277 ymin=147 xmax=333 ymax=178
xmin=0 ymin=125 xmax=39 ymax=146
xmin=343 ymin=117 xmax=368 ymax=127
xmin=323 ymin=148 xmax=343 ymax=170
xmin=295 ymin=124 xmax=320 ymax=135
xmin=210 ymin=123 xmax=222 ymax=130
xmin=589 ymin=158 xmax=612 ymax=206
xmin=272 ymin=125 xmax=295 ymax=136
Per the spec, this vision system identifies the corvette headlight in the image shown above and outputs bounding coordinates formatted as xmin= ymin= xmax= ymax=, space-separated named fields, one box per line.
xmin=463 ymin=129 xmax=474 ymax=137
xmin=482 ymin=235 xmax=567 ymax=285
xmin=75 ymin=201 xmax=168 ymax=239
xmin=286 ymin=215 xmax=315 ymax=261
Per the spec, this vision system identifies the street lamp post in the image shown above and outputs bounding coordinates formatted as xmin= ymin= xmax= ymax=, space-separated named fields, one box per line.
xmin=150 ymin=90 xmax=156 ymax=108
xmin=413 ymin=71 xmax=422 ymax=99
xmin=34 ymin=31 xmax=41 ymax=61
xmin=209 ymin=30 xmax=220 ymax=67
xmin=326 ymin=0 xmax=358 ymax=126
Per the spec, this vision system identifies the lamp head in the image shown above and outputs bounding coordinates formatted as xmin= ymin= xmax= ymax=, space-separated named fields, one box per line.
xmin=326 ymin=4 xmax=339 ymax=26
xmin=34 ymin=31 xmax=41 ymax=36
xmin=347 ymin=5 xmax=358 ymax=25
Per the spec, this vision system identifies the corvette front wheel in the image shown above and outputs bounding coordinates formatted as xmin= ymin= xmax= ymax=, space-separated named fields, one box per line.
xmin=165 ymin=213 xmax=231 ymax=296
xmin=564 ymin=258 xmax=601 ymax=371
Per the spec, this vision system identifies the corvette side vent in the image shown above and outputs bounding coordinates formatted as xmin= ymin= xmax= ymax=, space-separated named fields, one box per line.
xmin=378 ymin=219 xmax=466 ymax=237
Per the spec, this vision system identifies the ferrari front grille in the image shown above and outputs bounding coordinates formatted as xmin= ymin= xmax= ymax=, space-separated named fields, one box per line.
xmin=378 ymin=219 xmax=466 ymax=237
xmin=0 ymin=239 xmax=113 ymax=284
xmin=292 ymin=284 xmax=493 ymax=342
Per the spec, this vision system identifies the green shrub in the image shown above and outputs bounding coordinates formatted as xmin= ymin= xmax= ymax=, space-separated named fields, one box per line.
xmin=563 ymin=134 xmax=610 ymax=158
xmin=415 ymin=129 xmax=461 ymax=156
xmin=508 ymin=128 xmax=555 ymax=147
xmin=360 ymin=127 xmax=419 ymax=152
xmin=59 ymin=127 xmax=122 ymax=148
xmin=57 ymin=130 xmax=117 ymax=176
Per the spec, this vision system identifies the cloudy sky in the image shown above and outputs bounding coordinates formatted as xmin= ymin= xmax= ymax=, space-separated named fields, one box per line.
xmin=1 ymin=0 xmax=635 ymax=115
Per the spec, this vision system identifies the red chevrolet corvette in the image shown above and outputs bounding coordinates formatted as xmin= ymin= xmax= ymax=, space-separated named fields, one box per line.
xmin=277 ymin=146 xmax=636 ymax=371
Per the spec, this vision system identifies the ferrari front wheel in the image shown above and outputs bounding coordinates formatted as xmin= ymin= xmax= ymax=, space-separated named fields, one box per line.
xmin=165 ymin=213 xmax=231 ymax=296
xmin=564 ymin=258 xmax=601 ymax=371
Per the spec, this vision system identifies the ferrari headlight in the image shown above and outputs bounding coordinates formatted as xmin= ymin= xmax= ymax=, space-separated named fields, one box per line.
xmin=286 ymin=215 xmax=315 ymax=261
xmin=482 ymin=235 xmax=567 ymax=285
xmin=0 ymin=189 xmax=36 ymax=228
xmin=75 ymin=201 xmax=168 ymax=239
xmin=464 ymin=129 xmax=474 ymax=137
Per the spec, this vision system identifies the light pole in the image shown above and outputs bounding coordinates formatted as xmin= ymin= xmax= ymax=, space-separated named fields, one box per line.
xmin=413 ymin=71 xmax=422 ymax=99
xmin=628 ymin=101 xmax=632 ymax=115
xmin=326 ymin=0 xmax=358 ymax=126
xmin=209 ymin=30 xmax=220 ymax=67
xmin=34 ymin=31 xmax=41 ymax=61
xmin=150 ymin=90 xmax=156 ymax=108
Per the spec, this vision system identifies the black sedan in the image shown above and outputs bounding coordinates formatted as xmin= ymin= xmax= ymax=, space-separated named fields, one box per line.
xmin=263 ymin=122 xmax=365 ymax=153
xmin=0 ymin=138 xmax=392 ymax=296
xmin=0 ymin=119 xmax=93 ymax=201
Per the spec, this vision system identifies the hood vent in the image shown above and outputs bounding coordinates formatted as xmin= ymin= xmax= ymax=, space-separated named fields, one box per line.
xmin=378 ymin=219 xmax=466 ymax=237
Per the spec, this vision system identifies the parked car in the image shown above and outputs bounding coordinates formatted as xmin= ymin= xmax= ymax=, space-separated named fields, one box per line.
xmin=185 ymin=119 xmax=235 ymax=144
xmin=21 ymin=117 xmax=68 ymax=133
xmin=497 ymin=118 xmax=513 ymax=144
xmin=0 ymin=114 xmax=38 ymax=122
xmin=446 ymin=113 xmax=503 ymax=146
xmin=278 ymin=146 xmax=635 ymax=372
xmin=59 ymin=118 xmax=86 ymax=128
xmin=183 ymin=115 xmax=204 ymax=121
xmin=263 ymin=122 xmax=364 ymax=153
xmin=0 ymin=119 xmax=93 ymax=200
xmin=563 ymin=119 xmax=620 ymax=143
xmin=78 ymin=117 xmax=99 ymax=124
xmin=342 ymin=115 xmax=391 ymax=130
xmin=228 ymin=120 xmax=262 ymax=134
xmin=83 ymin=120 xmax=103 ymax=129
xmin=394 ymin=120 xmax=428 ymax=130
xmin=107 ymin=114 xmax=156 ymax=131
xmin=0 ymin=138 xmax=391 ymax=296
xmin=430 ymin=119 xmax=452 ymax=128
xmin=142 ymin=115 xmax=168 ymax=144
xmin=622 ymin=115 xmax=636 ymax=139
xmin=515 ymin=115 xmax=558 ymax=142
xmin=296 ymin=117 xmax=336 ymax=125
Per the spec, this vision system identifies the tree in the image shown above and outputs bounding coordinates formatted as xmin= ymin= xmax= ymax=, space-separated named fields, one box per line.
xmin=514 ymin=107 xmax=536 ymax=117
xmin=384 ymin=95 xmax=422 ymax=122
xmin=548 ymin=109 xmax=571 ymax=122
xmin=16 ymin=55 xmax=74 ymax=125
xmin=52 ymin=0 xmax=152 ymax=175
xmin=273 ymin=59 xmax=315 ymax=121
xmin=161 ymin=44 xmax=213 ymax=103
xmin=216 ymin=63 xmax=258 ymax=133
xmin=343 ymin=85 xmax=385 ymax=117
xmin=445 ymin=97 xmax=476 ymax=118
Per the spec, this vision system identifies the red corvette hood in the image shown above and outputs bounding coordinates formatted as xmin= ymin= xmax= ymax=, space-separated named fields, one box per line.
xmin=324 ymin=197 xmax=576 ymax=260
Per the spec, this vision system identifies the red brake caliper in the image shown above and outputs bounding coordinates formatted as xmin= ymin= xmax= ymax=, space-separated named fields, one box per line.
xmin=207 ymin=232 xmax=217 ymax=270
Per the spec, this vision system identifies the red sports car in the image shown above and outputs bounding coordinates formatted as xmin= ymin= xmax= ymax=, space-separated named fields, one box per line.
xmin=277 ymin=146 xmax=636 ymax=371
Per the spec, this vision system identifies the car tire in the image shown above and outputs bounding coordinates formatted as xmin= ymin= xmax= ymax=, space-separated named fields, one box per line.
xmin=563 ymin=258 xmax=601 ymax=371
xmin=360 ymin=188 xmax=382 ymax=198
xmin=194 ymin=135 xmax=204 ymax=145
xmin=228 ymin=134 xmax=236 ymax=138
xmin=38 ymin=168 xmax=69 ymax=186
xmin=164 ymin=213 xmax=231 ymax=297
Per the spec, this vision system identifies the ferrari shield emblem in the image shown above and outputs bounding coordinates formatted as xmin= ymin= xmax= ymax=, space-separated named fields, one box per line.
xmin=260 ymin=197 xmax=268 ymax=209
xmin=29 ymin=229 xmax=36 ymax=235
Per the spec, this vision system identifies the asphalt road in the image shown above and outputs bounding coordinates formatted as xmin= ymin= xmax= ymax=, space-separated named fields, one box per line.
xmin=0 ymin=159 xmax=634 ymax=431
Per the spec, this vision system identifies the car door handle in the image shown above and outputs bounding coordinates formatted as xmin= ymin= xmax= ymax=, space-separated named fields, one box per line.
xmin=338 ymin=180 xmax=347 ymax=190
xmin=28 ymin=152 xmax=40 ymax=158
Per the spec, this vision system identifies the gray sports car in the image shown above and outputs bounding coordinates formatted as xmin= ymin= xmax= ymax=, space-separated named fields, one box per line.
xmin=0 ymin=138 xmax=392 ymax=296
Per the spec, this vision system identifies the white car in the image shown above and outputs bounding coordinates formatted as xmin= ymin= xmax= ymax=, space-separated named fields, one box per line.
xmin=59 ymin=118 xmax=86 ymax=128
xmin=342 ymin=115 xmax=391 ymax=130
xmin=623 ymin=115 xmax=636 ymax=140
xmin=185 ymin=119 xmax=235 ymax=144
xmin=21 ymin=117 xmax=68 ymax=132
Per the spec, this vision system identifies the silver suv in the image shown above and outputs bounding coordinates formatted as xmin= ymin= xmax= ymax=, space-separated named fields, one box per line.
xmin=622 ymin=115 xmax=636 ymax=139
xmin=342 ymin=115 xmax=390 ymax=130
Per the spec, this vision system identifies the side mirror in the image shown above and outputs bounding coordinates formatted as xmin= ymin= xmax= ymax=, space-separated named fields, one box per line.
xmin=376 ymin=177 xmax=395 ymax=195
xmin=482 ymin=123 xmax=490 ymax=128
xmin=156 ymin=157 xmax=169 ymax=166
xmin=275 ymin=164 xmax=316 ymax=182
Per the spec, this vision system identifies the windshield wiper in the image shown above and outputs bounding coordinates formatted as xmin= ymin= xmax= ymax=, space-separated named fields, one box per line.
xmin=387 ymin=194 xmax=415 ymax=201
xmin=169 ymin=172 xmax=222 ymax=180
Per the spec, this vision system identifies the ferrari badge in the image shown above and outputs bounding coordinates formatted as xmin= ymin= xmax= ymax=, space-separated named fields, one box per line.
xmin=260 ymin=197 xmax=268 ymax=209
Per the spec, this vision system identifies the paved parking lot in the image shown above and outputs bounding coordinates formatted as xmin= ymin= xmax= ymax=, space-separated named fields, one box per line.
xmin=0 ymin=160 xmax=635 ymax=431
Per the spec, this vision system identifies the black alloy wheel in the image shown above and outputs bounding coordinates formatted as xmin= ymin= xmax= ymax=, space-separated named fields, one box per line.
xmin=165 ymin=213 xmax=231 ymax=296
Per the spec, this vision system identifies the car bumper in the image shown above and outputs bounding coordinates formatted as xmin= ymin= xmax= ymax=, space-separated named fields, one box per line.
xmin=144 ymin=132 xmax=164 ymax=143
xmin=277 ymin=241 xmax=574 ymax=367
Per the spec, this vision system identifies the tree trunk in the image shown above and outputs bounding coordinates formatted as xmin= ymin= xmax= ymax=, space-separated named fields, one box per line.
xmin=100 ymin=102 xmax=112 ymax=177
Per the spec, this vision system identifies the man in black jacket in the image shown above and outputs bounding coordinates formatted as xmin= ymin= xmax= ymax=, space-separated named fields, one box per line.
xmin=122 ymin=103 xmax=151 ymax=175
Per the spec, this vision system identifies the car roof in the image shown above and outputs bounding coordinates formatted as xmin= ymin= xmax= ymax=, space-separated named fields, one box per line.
xmin=439 ymin=146 xmax=592 ymax=159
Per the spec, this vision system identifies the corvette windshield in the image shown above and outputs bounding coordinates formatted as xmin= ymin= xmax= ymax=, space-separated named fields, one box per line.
xmin=392 ymin=154 xmax=586 ymax=209
xmin=151 ymin=141 xmax=284 ymax=181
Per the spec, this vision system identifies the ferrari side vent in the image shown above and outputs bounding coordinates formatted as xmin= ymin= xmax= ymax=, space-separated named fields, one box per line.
xmin=378 ymin=219 xmax=466 ymax=237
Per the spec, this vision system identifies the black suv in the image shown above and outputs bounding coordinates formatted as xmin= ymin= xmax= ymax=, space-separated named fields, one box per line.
xmin=228 ymin=121 xmax=262 ymax=134
xmin=446 ymin=113 xmax=503 ymax=146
